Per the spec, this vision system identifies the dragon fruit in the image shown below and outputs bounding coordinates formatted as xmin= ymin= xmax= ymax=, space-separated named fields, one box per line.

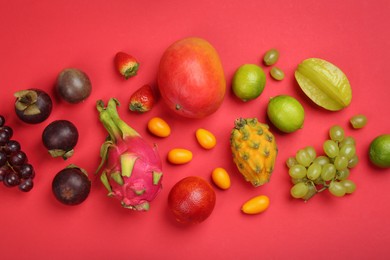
xmin=96 ymin=98 xmax=163 ymax=210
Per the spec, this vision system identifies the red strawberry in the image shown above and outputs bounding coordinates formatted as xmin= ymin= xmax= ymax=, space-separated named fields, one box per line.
xmin=129 ymin=84 xmax=155 ymax=113
xmin=114 ymin=52 xmax=139 ymax=79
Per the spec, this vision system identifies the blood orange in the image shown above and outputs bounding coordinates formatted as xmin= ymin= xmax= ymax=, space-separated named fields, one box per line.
xmin=168 ymin=176 xmax=216 ymax=224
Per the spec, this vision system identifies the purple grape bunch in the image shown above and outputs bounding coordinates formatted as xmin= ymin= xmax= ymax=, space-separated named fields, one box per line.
xmin=0 ymin=115 xmax=35 ymax=192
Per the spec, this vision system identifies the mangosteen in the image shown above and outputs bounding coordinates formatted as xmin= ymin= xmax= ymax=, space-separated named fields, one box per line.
xmin=42 ymin=120 xmax=79 ymax=159
xmin=52 ymin=165 xmax=91 ymax=206
xmin=56 ymin=68 xmax=92 ymax=103
xmin=14 ymin=89 xmax=53 ymax=124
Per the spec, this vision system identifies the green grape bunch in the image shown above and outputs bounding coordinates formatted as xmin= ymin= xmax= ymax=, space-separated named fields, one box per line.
xmin=287 ymin=125 xmax=358 ymax=201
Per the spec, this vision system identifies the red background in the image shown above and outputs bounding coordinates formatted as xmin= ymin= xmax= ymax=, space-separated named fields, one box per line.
xmin=1 ymin=0 xmax=389 ymax=259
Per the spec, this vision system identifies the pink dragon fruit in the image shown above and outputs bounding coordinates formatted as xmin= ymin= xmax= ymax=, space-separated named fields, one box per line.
xmin=96 ymin=98 xmax=163 ymax=210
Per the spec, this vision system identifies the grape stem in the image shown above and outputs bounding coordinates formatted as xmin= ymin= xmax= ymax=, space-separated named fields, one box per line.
xmin=317 ymin=186 xmax=328 ymax=193
xmin=5 ymin=161 xmax=17 ymax=175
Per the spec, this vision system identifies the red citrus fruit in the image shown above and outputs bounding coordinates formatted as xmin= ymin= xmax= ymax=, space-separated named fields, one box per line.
xmin=168 ymin=176 xmax=216 ymax=224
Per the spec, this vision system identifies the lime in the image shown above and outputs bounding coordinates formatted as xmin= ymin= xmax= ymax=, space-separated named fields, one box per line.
xmin=295 ymin=58 xmax=352 ymax=111
xmin=369 ymin=134 xmax=390 ymax=168
xmin=232 ymin=64 xmax=266 ymax=101
xmin=267 ymin=95 xmax=305 ymax=133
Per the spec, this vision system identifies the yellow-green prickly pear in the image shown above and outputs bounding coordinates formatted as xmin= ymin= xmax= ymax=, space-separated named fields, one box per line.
xmin=230 ymin=118 xmax=278 ymax=187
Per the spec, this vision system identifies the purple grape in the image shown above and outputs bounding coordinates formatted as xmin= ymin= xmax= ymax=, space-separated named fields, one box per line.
xmin=0 ymin=151 xmax=7 ymax=167
xmin=19 ymin=163 xmax=35 ymax=179
xmin=3 ymin=172 xmax=21 ymax=187
xmin=9 ymin=151 xmax=27 ymax=166
xmin=0 ymin=165 xmax=10 ymax=182
xmin=2 ymin=126 xmax=13 ymax=139
xmin=0 ymin=115 xmax=5 ymax=127
xmin=18 ymin=178 xmax=34 ymax=192
xmin=0 ymin=119 xmax=36 ymax=192
xmin=0 ymin=129 xmax=10 ymax=145
xmin=4 ymin=140 xmax=21 ymax=154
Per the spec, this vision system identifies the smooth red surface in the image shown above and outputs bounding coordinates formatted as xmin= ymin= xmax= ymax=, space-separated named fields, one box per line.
xmin=1 ymin=1 xmax=389 ymax=259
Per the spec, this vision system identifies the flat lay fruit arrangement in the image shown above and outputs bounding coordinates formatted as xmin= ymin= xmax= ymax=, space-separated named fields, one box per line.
xmin=1 ymin=35 xmax=389 ymax=227
xmin=2 ymin=2 xmax=390 ymax=258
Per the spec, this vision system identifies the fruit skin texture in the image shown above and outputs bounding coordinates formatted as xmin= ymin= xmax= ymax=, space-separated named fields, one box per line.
xmin=157 ymin=37 xmax=226 ymax=118
xmin=369 ymin=134 xmax=390 ymax=168
xmin=129 ymin=84 xmax=155 ymax=113
xmin=241 ymin=195 xmax=270 ymax=214
xmin=230 ymin=118 xmax=278 ymax=187
xmin=168 ymin=176 xmax=216 ymax=224
xmin=96 ymin=99 xmax=163 ymax=211
xmin=114 ymin=52 xmax=139 ymax=79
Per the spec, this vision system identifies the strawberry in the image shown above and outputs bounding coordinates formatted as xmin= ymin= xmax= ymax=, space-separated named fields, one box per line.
xmin=114 ymin=52 xmax=139 ymax=79
xmin=129 ymin=84 xmax=155 ymax=113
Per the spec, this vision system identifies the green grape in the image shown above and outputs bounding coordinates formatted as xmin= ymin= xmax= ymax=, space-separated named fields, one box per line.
xmin=295 ymin=149 xmax=312 ymax=167
xmin=339 ymin=143 xmax=356 ymax=159
xmin=321 ymin=163 xmax=336 ymax=181
xmin=263 ymin=48 xmax=279 ymax=66
xmin=334 ymin=156 xmax=349 ymax=170
xmin=270 ymin=67 xmax=285 ymax=81
xmin=339 ymin=136 xmax=356 ymax=147
xmin=291 ymin=182 xmax=309 ymax=199
xmin=313 ymin=176 xmax=325 ymax=185
xmin=306 ymin=163 xmax=322 ymax=180
xmin=286 ymin=157 xmax=298 ymax=168
xmin=291 ymin=177 xmax=308 ymax=184
xmin=313 ymin=155 xmax=330 ymax=166
xmin=340 ymin=179 xmax=356 ymax=194
xmin=304 ymin=146 xmax=317 ymax=161
xmin=329 ymin=125 xmax=345 ymax=142
xmin=323 ymin=140 xmax=339 ymax=158
xmin=336 ymin=168 xmax=350 ymax=180
xmin=347 ymin=154 xmax=359 ymax=168
xmin=328 ymin=181 xmax=346 ymax=197
xmin=350 ymin=114 xmax=367 ymax=129
xmin=289 ymin=164 xmax=307 ymax=179
xmin=302 ymin=183 xmax=317 ymax=201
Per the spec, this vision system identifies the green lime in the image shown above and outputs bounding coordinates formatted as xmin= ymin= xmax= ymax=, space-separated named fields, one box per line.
xmin=267 ymin=95 xmax=305 ymax=133
xmin=295 ymin=58 xmax=352 ymax=111
xmin=369 ymin=134 xmax=390 ymax=168
xmin=232 ymin=64 xmax=266 ymax=101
